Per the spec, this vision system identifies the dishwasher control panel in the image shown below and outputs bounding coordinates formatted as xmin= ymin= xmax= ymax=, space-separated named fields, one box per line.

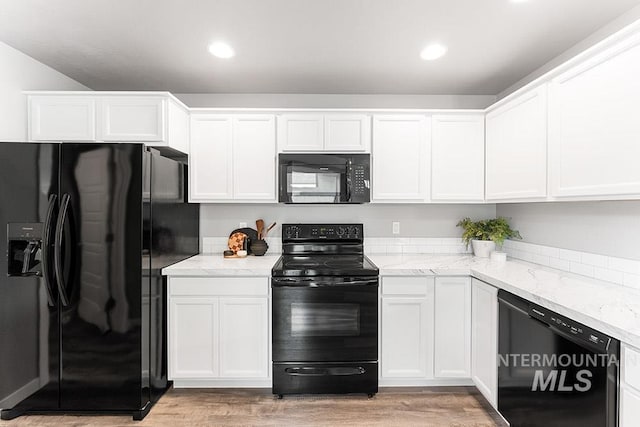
xmin=528 ymin=304 xmax=611 ymax=352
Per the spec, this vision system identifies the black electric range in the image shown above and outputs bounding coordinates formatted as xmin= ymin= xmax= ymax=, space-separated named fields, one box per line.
xmin=271 ymin=224 xmax=379 ymax=398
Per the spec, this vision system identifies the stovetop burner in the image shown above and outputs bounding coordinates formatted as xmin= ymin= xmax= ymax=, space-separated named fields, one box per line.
xmin=272 ymin=254 xmax=379 ymax=277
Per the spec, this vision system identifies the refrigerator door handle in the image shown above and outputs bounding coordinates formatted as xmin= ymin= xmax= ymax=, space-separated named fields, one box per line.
xmin=41 ymin=194 xmax=57 ymax=307
xmin=54 ymin=193 xmax=71 ymax=307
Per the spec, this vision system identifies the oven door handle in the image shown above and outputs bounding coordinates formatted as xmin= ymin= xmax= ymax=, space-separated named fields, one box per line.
xmin=285 ymin=366 xmax=366 ymax=377
xmin=272 ymin=278 xmax=378 ymax=287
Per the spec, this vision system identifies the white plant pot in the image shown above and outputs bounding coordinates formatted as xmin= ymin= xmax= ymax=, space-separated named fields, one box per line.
xmin=471 ymin=240 xmax=496 ymax=258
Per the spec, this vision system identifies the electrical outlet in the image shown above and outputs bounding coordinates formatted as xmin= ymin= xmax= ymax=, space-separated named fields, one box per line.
xmin=239 ymin=222 xmax=247 ymax=228
xmin=392 ymin=222 xmax=400 ymax=235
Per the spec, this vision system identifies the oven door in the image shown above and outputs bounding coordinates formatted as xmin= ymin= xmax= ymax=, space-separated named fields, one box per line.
xmin=272 ymin=277 xmax=378 ymax=362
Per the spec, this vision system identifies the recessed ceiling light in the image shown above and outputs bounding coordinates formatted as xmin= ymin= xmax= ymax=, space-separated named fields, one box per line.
xmin=420 ymin=43 xmax=448 ymax=61
xmin=208 ymin=42 xmax=235 ymax=59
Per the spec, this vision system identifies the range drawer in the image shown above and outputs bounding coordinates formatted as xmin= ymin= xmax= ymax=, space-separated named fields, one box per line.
xmin=273 ymin=362 xmax=378 ymax=396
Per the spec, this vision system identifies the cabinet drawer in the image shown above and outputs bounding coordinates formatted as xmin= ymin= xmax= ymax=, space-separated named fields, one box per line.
xmin=623 ymin=344 xmax=640 ymax=391
xmin=170 ymin=277 xmax=269 ymax=296
xmin=381 ymin=276 xmax=431 ymax=296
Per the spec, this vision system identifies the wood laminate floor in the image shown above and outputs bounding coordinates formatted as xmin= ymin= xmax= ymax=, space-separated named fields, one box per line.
xmin=2 ymin=387 xmax=507 ymax=427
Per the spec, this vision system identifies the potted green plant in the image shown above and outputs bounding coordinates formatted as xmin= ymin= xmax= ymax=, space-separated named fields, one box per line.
xmin=456 ymin=217 xmax=522 ymax=258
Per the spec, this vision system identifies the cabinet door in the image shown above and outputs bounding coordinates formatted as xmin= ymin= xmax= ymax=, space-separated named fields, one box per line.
xmin=471 ymin=278 xmax=498 ymax=408
xmin=233 ymin=115 xmax=277 ymax=201
xmin=277 ymin=114 xmax=324 ymax=151
xmin=219 ymin=298 xmax=269 ymax=378
xmin=621 ymin=386 xmax=640 ymax=427
xmin=189 ymin=115 xmax=233 ymax=201
xmin=167 ymin=100 xmax=190 ymax=154
xmin=324 ymin=114 xmax=371 ymax=152
xmin=434 ymin=277 xmax=471 ymax=378
xmin=29 ymin=96 xmax=96 ymax=141
xmin=169 ymin=297 xmax=218 ymax=379
xmin=381 ymin=298 xmax=431 ymax=378
xmin=372 ymin=115 xmax=429 ymax=202
xmin=549 ymin=34 xmax=640 ymax=198
xmin=431 ymin=115 xmax=485 ymax=201
xmin=486 ymin=86 xmax=547 ymax=201
xmin=98 ymin=97 xmax=165 ymax=141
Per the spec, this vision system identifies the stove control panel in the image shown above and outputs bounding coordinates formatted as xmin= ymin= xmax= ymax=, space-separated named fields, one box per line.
xmin=283 ymin=224 xmax=363 ymax=241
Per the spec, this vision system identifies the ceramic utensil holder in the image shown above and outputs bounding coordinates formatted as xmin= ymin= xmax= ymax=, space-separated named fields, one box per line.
xmin=250 ymin=239 xmax=269 ymax=256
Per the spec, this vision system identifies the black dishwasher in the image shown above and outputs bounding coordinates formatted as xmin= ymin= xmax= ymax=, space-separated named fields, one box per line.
xmin=498 ymin=290 xmax=618 ymax=427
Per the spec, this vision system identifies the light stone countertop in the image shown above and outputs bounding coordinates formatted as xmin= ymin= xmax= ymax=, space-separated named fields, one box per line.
xmin=163 ymin=253 xmax=640 ymax=348
xmin=369 ymin=254 xmax=640 ymax=349
xmin=162 ymin=254 xmax=282 ymax=276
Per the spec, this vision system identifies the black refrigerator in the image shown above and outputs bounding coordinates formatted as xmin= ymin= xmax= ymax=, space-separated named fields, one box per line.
xmin=0 ymin=142 xmax=199 ymax=420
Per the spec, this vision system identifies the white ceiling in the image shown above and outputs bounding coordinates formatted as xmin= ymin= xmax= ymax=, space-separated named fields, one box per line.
xmin=1 ymin=0 xmax=639 ymax=95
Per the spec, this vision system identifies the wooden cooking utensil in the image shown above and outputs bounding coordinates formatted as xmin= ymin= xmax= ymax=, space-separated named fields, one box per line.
xmin=263 ymin=222 xmax=276 ymax=238
xmin=256 ymin=219 xmax=265 ymax=240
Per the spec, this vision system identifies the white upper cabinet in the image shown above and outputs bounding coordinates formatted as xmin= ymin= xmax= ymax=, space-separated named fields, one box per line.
xmin=98 ymin=97 xmax=165 ymax=142
xmin=324 ymin=114 xmax=371 ymax=151
xmin=190 ymin=113 xmax=276 ymax=203
xmin=372 ymin=115 xmax=430 ymax=202
xmin=277 ymin=114 xmax=324 ymax=151
xmin=431 ymin=114 xmax=485 ymax=202
xmin=29 ymin=96 xmax=96 ymax=141
xmin=232 ymin=115 xmax=277 ymax=201
xmin=27 ymin=92 xmax=190 ymax=153
xmin=278 ymin=113 xmax=370 ymax=152
xmin=485 ymin=85 xmax=548 ymax=201
xmin=190 ymin=115 xmax=233 ymax=201
xmin=549 ymin=33 xmax=640 ymax=199
xmin=433 ymin=277 xmax=471 ymax=378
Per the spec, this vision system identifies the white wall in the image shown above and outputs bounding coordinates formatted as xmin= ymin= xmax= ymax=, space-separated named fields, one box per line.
xmin=200 ymin=203 xmax=496 ymax=240
xmin=0 ymin=41 xmax=89 ymax=141
xmin=174 ymin=93 xmax=496 ymax=109
xmin=497 ymin=202 xmax=640 ymax=261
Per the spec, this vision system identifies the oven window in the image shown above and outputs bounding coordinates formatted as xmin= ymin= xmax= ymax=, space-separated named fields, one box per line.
xmin=286 ymin=166 xmax=342 ymax=203
xmin=291 ymin=303 xmax=360 ymax=337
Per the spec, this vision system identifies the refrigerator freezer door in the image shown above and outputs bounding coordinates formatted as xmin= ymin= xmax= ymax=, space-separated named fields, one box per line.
xmin=58 ymin=144 xmax=145 ymax=411
xmin=0 ymin=143 xmax=60 ymax=416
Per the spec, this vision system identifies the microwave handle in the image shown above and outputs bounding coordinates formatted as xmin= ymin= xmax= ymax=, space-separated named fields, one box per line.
xmin=346 ymin=159 xmax=353 ymax=202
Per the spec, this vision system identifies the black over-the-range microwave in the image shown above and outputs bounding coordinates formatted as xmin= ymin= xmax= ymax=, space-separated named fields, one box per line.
xmin=278 ymin=153 xmax=370 ymax=204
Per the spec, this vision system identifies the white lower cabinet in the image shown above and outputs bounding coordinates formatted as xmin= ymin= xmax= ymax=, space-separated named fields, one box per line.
xmin=218 ymin=298 xmax=269 ymax=378
xmin=168 ymin=277 xmax=270 ymax=387
xmin=170 ymin=297 xmax=219 ymax=378
xmin=471 ymin=278 xmax=498 ymax=408
xmin=380 ymin=276 xmax=476 ymax=386
xmin=433 ymin=277 xmax=471 ymax=378
xmin=381 ymin=297 xmax=431 ymax=380
xmin=621 ymin=343 xmax=640 ymax=426
xmin=380 ymin=276 xmax=433 ymax=383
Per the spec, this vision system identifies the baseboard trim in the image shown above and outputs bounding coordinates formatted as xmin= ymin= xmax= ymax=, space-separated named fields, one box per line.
xmin=0 ymin=378 xmax=40 ymax=410
xmin=173 ymin=379 xmax=272 ymax=388
xmin=378 ymin=378 xmax=475 ymax=387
